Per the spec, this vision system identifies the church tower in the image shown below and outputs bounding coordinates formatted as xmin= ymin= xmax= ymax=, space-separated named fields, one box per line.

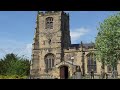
xmin=31 ymin=11 xmax=71 ymax=78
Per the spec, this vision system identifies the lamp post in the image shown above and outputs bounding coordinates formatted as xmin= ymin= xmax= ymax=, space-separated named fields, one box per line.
xmin=71 ymin=56 xmax=74 ymax=76
xmin=82 ymin=51 xmax=85 ymax=76
xmin=81 ymin=41 xmax=85 ymax=76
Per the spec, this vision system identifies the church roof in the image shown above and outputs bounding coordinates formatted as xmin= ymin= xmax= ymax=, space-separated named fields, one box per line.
xmin=83 ymin=43 xmax=95 ymax=48
xmin=70 ymin=44 xmax=80 ymax=48
xmin=70 ymin=43 xmax=94 ymax=49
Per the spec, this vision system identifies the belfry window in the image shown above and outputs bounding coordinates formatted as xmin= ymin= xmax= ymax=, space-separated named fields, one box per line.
xmin=87 ymin=53 xmax=97 ymax=73
xmin=45 ymin=17 xmax=53 ymax=29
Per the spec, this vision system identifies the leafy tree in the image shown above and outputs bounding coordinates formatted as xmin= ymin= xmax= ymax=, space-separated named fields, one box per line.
xmin=95 ymin=13 xmax=120 ymax=77
xmin=0 ymin=53 xmax=30 ymax=77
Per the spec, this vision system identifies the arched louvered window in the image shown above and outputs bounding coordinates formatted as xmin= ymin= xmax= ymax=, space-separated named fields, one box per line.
xmin=45 ymin=17 xmax=53 ymax=29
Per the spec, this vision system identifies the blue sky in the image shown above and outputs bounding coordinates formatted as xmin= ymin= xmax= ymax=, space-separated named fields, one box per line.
xmin=0 ymin=11 xmax=118 ymax=59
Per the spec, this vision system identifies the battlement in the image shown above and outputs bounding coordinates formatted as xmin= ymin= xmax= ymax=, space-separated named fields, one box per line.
xmin=38 ymin=11 xmax=69 ymax=16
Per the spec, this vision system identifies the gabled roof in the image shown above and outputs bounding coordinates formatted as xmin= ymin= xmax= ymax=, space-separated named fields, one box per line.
xmin=53 ymin=60 xmax=79 ymax=69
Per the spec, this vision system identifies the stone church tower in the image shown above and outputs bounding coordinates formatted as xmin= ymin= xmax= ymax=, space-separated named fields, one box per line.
xmin=31 ymin=11 xmax=71 ymax=78
xmin=30 ymin=11 xmax=120 ymax=79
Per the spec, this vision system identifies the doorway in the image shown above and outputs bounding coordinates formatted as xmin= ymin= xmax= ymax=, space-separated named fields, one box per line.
xmin=60 ymin=66 xmax=68 ymax=79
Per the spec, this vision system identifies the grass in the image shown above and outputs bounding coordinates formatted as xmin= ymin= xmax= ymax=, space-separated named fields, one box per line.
xmin=0 ymin=75 xmax=28 ymax=79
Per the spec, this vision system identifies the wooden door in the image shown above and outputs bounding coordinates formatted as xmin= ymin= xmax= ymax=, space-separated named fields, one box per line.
xmin=60 ymin=66 xmax=68 ymax=79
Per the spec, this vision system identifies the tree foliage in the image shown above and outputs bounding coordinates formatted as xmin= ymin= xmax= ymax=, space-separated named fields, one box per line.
xmin=95 ymin=12 xmax=120 ymax=70
xmin=0 ymin=53 xmax=30 ymax=77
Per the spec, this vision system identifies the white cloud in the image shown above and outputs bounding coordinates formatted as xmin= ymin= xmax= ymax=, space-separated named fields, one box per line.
xmin=25 ymin=43 xmax=32 ymax=58
xmin=0 ymin=27 xmax=92 ymax=59
xmin=26 ymin=43 xmax=32 ymax=50
xmin=70 ymin=27 xmax=90 ymax=43
xmin=14 ymin=43 xmax=32 ymax=59
xmin=0 ymin=39 xmax=32 ymax=59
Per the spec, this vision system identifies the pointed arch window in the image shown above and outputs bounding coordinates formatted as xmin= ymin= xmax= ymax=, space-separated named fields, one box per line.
xmin=44 ymin=53 xmax=55 ymax=72
xmin=45 ymin=17 xmax=53 ymax=29
xmin=87 ymin=53 xmax=97 ymax=73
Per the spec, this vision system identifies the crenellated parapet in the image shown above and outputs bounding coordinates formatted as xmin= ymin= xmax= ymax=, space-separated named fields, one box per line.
xmin=37 ymin=11 xmax=69 ymax=17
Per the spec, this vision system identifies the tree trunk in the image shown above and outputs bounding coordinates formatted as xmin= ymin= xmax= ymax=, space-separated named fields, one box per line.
xmin=112 ymin=64 xmax=118 ymax=79
xmin=112 ymin=67 xmax=115 ymax=79
xmin=101 ymin=61 xmax=105 ymax=79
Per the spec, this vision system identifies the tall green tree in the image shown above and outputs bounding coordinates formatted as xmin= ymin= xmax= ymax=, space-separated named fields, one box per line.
xmin=0 ymin=53 xmax=30 ymax=77
xmin=95 ymin=13 xmax=120 ymax=76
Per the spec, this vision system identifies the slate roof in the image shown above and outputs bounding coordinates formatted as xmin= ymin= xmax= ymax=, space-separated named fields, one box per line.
xmin=83 ymin=43 xmax=95 ymax=49
xmin=70 ymin=44 xmax=80 ymax=48
xmin=70 ymin=43 xmax=94 ymax=49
